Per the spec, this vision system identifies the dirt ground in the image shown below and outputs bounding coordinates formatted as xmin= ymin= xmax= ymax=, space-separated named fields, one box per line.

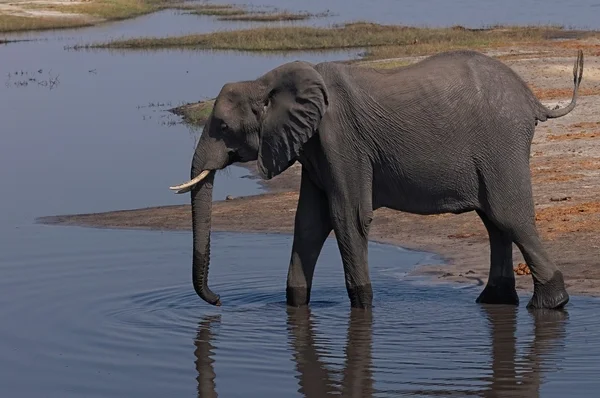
xmin=39 ymin=43 xmax=600 ymax=298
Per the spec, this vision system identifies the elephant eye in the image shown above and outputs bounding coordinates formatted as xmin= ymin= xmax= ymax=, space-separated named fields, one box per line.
xmin=220 ymin=121 xmax=229 ymax=131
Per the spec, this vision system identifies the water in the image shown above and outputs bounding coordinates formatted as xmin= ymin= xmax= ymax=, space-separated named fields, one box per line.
xmin=4 ymin=0 xmax=600 ymax=43
xmin=2 ymin=3 xmax=600 ymax=397
xmin=1 ymin=227 xmax=600 ymax=397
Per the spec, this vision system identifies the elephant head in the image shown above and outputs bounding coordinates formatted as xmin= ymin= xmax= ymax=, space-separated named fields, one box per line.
xmin=169 ymin=61 xmax=329 ymax=305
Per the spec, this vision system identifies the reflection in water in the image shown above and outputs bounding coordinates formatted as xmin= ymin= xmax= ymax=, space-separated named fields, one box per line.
xmin=409 ymin=306 xmax=568 ymax=398
xmin=194 ymin=316 xmax=221 ymax=398
xmin=192 ymin=307 xmax=568 ymax=397
xmin=286 ymin=308 xmax=374 ymax=398
xmin=481 ymin=307 xmax=567 ymax=398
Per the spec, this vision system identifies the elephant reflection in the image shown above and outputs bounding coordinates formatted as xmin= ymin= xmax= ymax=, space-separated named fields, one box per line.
xmin=192 ymin=307 xmax=567 ymax=397
xmin=286 ymin=307 xmax=374 ymax=398
xmin=404 ymin=307 xmax=567 ymax=398
xmin=480 ymin=306 xmax=567 ymax=398
xmin=191 ymin=309 xmax=373 ymax=398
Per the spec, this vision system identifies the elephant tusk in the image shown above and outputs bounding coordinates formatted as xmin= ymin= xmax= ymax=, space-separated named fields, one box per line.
xmin=169 ymin=170 xmax=211 ymax=194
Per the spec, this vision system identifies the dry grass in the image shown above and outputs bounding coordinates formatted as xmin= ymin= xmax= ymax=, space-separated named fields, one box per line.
xmin=73 ymin=22 xmax=595 ymax=52
xmin=178 ymin=3 xmax=329 ymax=22
xmin=218 ymin=11 xmax=324 ymax=22
xmin=2 ymin=0 xmax=332 ymax=33
xmin=0 ymin=0 xmax=181 ymax=32
xmin=0 ymin=13 xmax=92 ymax=32
xmin=19 ymin=0 xmax=172 ymax=20
xmin=182 ymin=4 xmax=245 ymax=17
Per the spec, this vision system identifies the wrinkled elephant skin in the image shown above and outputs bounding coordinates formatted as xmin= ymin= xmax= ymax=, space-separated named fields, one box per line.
xmin=171 ymin=49 xmax=584 ymax=310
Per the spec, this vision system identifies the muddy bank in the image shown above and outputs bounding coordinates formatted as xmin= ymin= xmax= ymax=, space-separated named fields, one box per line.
xmin=39 ymin=49 xmax=600 ymax=297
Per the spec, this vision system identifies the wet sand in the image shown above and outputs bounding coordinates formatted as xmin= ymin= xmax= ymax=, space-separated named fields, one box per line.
xmin=39 ymin=44 xmax=600 ymax=298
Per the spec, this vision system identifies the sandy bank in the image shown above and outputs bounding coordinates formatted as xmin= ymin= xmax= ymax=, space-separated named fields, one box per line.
xmin=38 ymin=49 xmax=600 ymax=298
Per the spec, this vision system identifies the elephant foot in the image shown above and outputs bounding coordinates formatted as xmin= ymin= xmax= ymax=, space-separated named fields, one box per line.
xmin=347 ymin=284 xmax=373 ymax=309
xmin=527 ymin=270 xmax=569 ymax=310
xmin=286 ymin=286 xmax=310 ymax=307
xmin=476 ymin=276 xmax=519 ymax=305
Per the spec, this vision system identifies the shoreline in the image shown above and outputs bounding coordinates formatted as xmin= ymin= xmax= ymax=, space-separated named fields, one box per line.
xmin=37 ymin=47 xmax=600 ymax=301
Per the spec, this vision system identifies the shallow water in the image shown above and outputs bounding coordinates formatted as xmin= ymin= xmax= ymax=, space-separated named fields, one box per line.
xmin=1 ymin=227 xmax=600 ymax=397
xmin=2 ymin=3 xmax=600 ymax=397
xmin=0 ymin=36 xmax=358 ymax=224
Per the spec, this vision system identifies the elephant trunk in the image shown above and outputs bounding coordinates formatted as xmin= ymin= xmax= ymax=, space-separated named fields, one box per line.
xmin=191 ymin=167 xmax=220 ymax=306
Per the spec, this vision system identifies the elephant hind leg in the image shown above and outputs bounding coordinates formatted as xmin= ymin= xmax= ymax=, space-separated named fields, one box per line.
xmin=475 ymin=210 xmax=519 ymax=305
xmin=480 ymin=173 xmax=568 ymax=309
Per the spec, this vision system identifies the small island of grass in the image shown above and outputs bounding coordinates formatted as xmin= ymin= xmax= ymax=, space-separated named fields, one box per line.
xmin=70 ymin=22 xmax=598 ymax=59
xmin=181 ymin=3 xmax=330 ymax=22
xmin=168 ymin=99 xmax=215 ymax=126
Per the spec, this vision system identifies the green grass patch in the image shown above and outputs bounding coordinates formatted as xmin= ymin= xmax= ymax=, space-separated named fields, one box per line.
xmin=73 ymin=22 xmax=596 ymax=54
xmin=168 ymin=99 xmax=215 ymax=125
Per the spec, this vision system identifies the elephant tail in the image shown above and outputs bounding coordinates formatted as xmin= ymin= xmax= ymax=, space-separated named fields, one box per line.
xmin=539 ymin=49 xmax=584 ymax=120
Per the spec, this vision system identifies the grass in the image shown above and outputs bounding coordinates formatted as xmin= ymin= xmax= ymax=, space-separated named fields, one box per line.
xmin=1 ymin=0 xmax=187 ymax=33
xmin=180 ymin=3 xmax=330 ymax=22
xmin=356 ymin=59 xmax=414 ymax=69
xmin=182 ymin=4 xmax=246 ymax=17
xmin=0 ymin=13 xmax=92 ymax=32
xmin=218 ymin=11 xmax=329 ymax=22
xmin=168 ymin=99 xmax=215 ymax=125
xmin=19 ymin=0 xmax=174 ymax=20
xmin=0 ymin=0 xmax=331 ymax=33
xmin=73 ymin=22 xmax=597 ymax=54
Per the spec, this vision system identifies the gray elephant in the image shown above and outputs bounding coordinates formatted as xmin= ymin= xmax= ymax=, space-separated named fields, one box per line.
xmin=170 ymin=49 xmax=584 ymax=310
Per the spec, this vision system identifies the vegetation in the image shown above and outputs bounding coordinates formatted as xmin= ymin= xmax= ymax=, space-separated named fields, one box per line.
xmin=168 ymin=99 xmax=215 ymax=125
xmin=0 ymin=13 xmax=91 ymax=32
xmin=0 ymin=0 xmax=181 ymax=32
xmin=181 ymin=3 xmax=246 ymax=17
xmin=180 ymin=3 xmax=329 ymax=22
xmin=74 ymin=22 xmax=596 ymax=55
xmin=0 ymin=0 xmax=330 ymax=33
xmin=217 ymin=11 xmax=329 ymax=22
xmin=356 ymin=58 xmax=414 ymax=69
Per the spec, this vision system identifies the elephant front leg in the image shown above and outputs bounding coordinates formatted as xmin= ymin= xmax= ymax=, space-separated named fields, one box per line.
xmin=329 ymin=198 xmax=374 ymax=309
xmin=286 ymin=171 xmax=332 ymax=307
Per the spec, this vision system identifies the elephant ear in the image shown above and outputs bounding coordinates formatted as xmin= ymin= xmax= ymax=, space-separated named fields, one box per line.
xmin=257 ymin=61 xmax=329 ymax=180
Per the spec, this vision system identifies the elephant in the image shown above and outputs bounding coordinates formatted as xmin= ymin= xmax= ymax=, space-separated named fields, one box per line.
xmin=169 ymin=48 xmax=584 ymax=310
